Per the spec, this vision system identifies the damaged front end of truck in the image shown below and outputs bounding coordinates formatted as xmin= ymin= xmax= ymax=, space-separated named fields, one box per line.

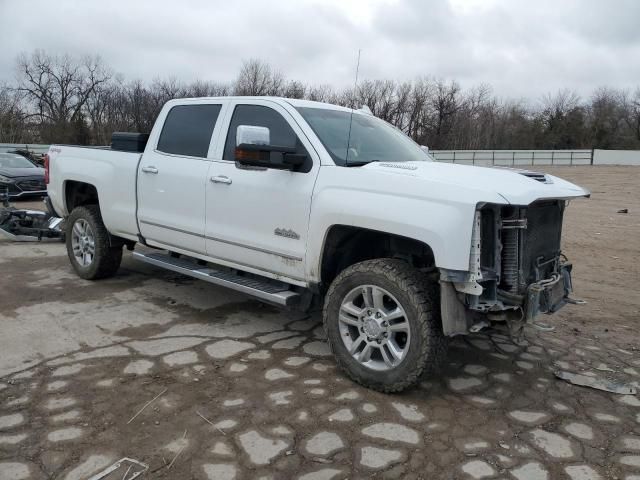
xmin=440 ymin=194 xmax=586 ymax=339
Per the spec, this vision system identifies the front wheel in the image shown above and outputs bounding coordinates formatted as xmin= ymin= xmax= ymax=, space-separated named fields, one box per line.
xmin=66 ymin=205 xmax=122 ymax=280
xmin=323 ymin=258 xmax=446 ymax=393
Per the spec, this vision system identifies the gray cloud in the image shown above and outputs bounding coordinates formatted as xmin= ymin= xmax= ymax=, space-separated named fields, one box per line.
xmin=0 ymin=0 xmax=638 ymax=101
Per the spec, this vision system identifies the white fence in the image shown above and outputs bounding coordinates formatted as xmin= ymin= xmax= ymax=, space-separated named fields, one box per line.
xmin=430 ymin=149 xmax=593 ymax=166
xmin=430 ymin=149 xmax=640 ymax=166
xmin=592 ymin=149 xmax=640 ymax=166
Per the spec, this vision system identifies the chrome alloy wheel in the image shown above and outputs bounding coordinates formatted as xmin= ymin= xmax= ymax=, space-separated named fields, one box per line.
xmin=71 ymin=219 xmax=95 ymax=267
xmin=338 ymin=285 xmax=411 ymax=371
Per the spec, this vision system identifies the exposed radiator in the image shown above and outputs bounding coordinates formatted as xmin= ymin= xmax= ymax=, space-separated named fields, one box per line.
xmin=501 ymin=227 xmax=519 ymax=293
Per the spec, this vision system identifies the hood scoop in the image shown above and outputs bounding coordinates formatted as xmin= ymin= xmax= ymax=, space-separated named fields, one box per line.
xmin=491 ymin=166 xmax=553 ymax=184
xmin=518 ymin=170 xmax=553 ymax=184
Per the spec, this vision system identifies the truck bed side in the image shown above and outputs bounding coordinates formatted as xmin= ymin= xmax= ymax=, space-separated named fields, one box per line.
xmin=47 ymin=146 xmax=142 ymax=241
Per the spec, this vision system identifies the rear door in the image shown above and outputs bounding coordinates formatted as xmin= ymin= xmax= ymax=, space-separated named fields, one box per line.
xmin=204 ymin=100 xmax=320 ymax=283
xmin=137 ymin=100 xmax=227 ymax=255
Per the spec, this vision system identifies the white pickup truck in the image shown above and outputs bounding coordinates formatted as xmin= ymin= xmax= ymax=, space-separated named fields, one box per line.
xmin=46 ymin=96 xmax=589 ymax=392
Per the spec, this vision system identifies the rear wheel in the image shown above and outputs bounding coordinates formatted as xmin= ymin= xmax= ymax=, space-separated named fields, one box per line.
xmin=323 ymin=258 xmax=446 ymax=392
xmin=66 ymin=205 xmax=122 ymax=280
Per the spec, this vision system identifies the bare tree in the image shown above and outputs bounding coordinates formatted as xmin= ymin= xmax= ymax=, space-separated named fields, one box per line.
xmin=16 ymin=50 xmax=111 ymax=143
xmin=622 ymin=88 xmax=640 ymax=143
xmin=234 ymin=59 xmax=285 ymax=96
xmin=6 ymin=51 xmax=640 ymax=150
xmin=0 ymin=84 xmax=30 ymax=143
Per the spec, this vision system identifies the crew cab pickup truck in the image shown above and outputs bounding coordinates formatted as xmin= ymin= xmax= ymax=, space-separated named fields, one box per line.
xmin=46 ymin=97 xmax=589 ymax=392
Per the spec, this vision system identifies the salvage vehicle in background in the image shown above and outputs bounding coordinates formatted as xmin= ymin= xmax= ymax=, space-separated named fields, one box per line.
xmin=45 ymin=97 xmax=589 ymax=392
xmin=0 ymin=152 xmax=47 ymax=198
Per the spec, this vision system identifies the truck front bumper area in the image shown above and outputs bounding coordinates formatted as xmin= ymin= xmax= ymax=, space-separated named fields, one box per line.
xmin=524 ymin=262 xmax=573 ymax=322
xmin=439 ymin=262 xmax=575 ymax=336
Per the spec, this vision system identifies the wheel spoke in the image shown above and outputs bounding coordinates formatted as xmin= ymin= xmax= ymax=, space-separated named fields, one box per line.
xmin=358 ymin=343 xmax=373 ymax=362
xmin=362 ymin=286 xmax=374 ymax=308
xmin=385 ymin=307 xmax=405 ymax=322
xmin=340 ymin=301 xmax=363 ymax=318
xmin=388 ymin=320 xmax=410 ymax=333
xmin=339 ymin=314 xmax=361 ymax=328
xmin=380 ymin=344 xmax=396 ymax=367
xmin=73 ymin=222 xmax=83 ymax=237
xmin=387 ymin=339 xmax=404 ymax=361
xmin=372 ymin=287 xmax=385 ymax=310
xmin=349 ymin=335 xmax=366 ymax=355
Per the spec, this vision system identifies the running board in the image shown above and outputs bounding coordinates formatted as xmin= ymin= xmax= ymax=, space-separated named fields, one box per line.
xmin=132 ymin=251 xmax=300 ymax=307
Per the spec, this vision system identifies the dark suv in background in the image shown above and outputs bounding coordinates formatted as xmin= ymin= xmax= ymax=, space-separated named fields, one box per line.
xmin=0 ymin=152 xmax=47 ymax=199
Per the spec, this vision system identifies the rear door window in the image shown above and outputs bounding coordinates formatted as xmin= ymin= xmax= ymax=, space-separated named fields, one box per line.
xmin=157 ymin=104 xmax=222 ymax=158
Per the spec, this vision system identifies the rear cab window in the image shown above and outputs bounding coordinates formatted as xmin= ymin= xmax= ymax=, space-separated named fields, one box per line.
xmin=157 ymin=104 xmax=222 ymax=158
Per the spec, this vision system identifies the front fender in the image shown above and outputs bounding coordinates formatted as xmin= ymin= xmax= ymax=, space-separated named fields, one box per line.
xmin=305 ymin=168 xmax=506 ymax=283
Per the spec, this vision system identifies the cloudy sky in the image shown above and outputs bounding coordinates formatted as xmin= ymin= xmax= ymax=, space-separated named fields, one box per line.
xmin=1 ymin=0 xmax=638 ymax=100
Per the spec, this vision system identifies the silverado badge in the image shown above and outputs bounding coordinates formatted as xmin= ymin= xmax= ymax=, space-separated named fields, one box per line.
xmin=274 ymin=228 xmax=300 ymax=240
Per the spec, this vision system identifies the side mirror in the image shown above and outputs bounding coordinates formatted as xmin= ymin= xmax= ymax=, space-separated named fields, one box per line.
xmin=234 ymin=125 xmax=306 ymax=170
xmin=237 ymin=125 xmax=270 ymax=147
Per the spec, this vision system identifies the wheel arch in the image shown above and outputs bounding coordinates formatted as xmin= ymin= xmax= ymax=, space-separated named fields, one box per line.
xmin=317 ymin=224 xmax=436 ymax=292
xmin=64 ymin=180 xmax=100 ymax=215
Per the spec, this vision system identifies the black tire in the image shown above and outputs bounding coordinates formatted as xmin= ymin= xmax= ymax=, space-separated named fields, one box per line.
xmin=323 ymin=258 xmax=447 ymax=393
xmin=65 ymin=205 xmax=122 ymax=280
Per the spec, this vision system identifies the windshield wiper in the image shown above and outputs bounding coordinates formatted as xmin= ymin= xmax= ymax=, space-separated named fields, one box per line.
xmin=345 ymin=160 xmax=381 ymax=167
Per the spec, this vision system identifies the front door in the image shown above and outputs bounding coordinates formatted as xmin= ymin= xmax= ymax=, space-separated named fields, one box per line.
xmin=205 ymin=100 xmax=319 ymax=283
xmin=138 ymin=101 xmax=226 ymax=255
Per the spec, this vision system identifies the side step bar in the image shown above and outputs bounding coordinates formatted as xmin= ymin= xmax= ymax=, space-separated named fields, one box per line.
xmin=132 ymin=251 xmax=300 ymax=307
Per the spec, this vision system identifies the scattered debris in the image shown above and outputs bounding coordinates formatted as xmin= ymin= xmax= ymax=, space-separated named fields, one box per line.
xmin=87 ymin=457 xmax=148 ymax=480
xmin=0 ymin=192 xmax=64 ymax=241
xmin=617 ymin=208 xmax=628 ymax=214
xmin=196 ymin=410 xmax=226 ymax=435
xmin=167 ymin=430 xmax=188 ymax=469
xmin=127 ymin=387 xmax=167 ymax=424
xmin=554 ymin=370 xmax=637 ymax=395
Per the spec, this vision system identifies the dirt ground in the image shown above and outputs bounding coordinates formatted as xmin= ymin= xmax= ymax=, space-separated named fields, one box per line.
xmin=0 ymin=166 xmax=639 ymax=480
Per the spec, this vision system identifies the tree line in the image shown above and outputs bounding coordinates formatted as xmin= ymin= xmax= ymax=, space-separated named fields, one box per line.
xmin=1 ymin=50 xmax=640 ymax=151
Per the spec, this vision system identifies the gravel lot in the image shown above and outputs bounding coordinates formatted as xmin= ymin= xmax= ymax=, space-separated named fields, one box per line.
xmin=0 ymin=166 xmax=639 ymax=480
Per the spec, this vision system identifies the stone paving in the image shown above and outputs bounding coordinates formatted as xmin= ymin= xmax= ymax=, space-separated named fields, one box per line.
xmin=1 ymin=288 xmax=639 ymax=479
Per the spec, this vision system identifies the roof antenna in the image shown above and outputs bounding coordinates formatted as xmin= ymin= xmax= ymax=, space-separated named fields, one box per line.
xmin=345 ymin=49 xmax=361 ymax=166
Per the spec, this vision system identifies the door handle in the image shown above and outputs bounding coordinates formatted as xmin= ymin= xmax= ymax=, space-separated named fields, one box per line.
xmin=141 ymin=166 xmax=158 ymax=174
xmin=210 ymin=175 xmax=232 ymax=185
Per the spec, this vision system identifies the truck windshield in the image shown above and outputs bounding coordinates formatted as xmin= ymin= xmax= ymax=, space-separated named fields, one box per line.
xmin=296 ymin=107 xmax=427 ymax=167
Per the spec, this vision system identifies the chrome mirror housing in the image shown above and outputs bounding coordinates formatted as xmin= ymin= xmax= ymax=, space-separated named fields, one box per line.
xmin=236 ymin=125 xmax=270 ymax=147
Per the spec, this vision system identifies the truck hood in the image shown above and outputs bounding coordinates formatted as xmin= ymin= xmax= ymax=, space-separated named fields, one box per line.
xmin=365 ymin=161 xmax=590 ymax=205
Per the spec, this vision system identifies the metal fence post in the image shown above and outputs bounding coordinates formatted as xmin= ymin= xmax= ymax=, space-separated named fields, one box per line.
xmin=590 ymin=148 xmax=595 ymax=165
xmin=570 ymin=151 xmax=573 ymax=166
xmin=492 ymin=150 xmax=495 ymax=165
xmin=551 ymin=151 xmax=555 ymax=165
xmin=453 ymin=151 xmax=456 ymax=164
xmin=472 ymin=151 xmax=476 ymax=165
xmin=531 ymin=151 xmax=534 ymax=166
